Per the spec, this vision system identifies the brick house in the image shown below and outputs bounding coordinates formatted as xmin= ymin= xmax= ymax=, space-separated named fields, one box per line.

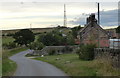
xmin=78 ymin=14 xmax=109 ymax=47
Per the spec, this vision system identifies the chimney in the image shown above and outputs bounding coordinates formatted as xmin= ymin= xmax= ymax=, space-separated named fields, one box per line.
xmin=86 ymin=17 xmax=89 ymax=24
xmin=86 ymin=13 xmax=97 ymax=24
xmin=91 ymin=13 xmax=95 ymax=21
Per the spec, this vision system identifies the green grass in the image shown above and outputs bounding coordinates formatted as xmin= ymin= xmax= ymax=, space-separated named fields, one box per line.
xmin=33 ymin=53 xmax=120 ymax=76
xmin=2 ymin=58 xmax=16 ymax=76
xmin=2 ymin=47 xmax=28 ymax=76
xmin=2 ymin=37 xmax=14 ymax=44
xmin=0 ymin=63 xmax=1 ymax=77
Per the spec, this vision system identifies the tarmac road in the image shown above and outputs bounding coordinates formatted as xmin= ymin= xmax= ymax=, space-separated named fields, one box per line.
xmin=9 ymin=50 xmax=68 ymax=76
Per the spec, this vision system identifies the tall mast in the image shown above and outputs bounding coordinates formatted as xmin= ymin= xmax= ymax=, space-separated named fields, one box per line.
xmin=64 ymin=4 xmax=67 ymax=27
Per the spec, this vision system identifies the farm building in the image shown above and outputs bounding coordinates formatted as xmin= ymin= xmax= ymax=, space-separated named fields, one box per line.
xmin=78 ymin=14 xmax=109 ymax=47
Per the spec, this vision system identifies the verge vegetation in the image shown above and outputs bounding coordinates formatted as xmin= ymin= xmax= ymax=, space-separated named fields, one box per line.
xmin=2 ymin=47 xmax=28 ymax=76
xmin=33 ymin=53 xmax=120 ymax=77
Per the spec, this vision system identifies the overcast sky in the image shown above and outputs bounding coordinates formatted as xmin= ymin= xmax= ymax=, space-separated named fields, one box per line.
xmin=0 ymin=2 xmax=119 ymax=30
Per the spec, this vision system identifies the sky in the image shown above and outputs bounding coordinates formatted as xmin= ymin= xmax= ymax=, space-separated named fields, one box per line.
xmin=0 ymin=1 xmax=119 ymax=30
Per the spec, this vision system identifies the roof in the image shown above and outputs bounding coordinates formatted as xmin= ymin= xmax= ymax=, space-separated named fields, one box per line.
xmin=78 ymin=14 xmax=109 ymax=37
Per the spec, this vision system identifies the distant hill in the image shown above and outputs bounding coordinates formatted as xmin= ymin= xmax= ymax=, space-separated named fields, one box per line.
xmin=2 ymin=28 xmax=54 ymax=35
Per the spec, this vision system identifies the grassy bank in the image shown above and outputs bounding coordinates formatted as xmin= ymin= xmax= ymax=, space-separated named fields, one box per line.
xmin=0 ymin=59 xmax=1 ymax=77
xmin=2 ymin=47 xmax=28 ymax=76
xmin=33 ymin=53 xmax=120 ymax=76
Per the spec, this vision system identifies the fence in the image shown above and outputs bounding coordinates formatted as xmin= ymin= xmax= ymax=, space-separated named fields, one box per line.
xmin=109 ymin=39 xmax=120 ymax=49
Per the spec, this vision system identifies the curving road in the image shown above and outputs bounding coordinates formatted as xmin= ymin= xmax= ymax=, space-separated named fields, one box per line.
xmin=9 ymin=50 xmax=68 ymax=76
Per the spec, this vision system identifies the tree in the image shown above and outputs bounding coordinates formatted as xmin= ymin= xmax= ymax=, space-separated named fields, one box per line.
xmin=39 ymin=32 xmax=55 ymax=46
xmin=116 ymin=26 xmax=120 ymax=38
xmin=37 ymin=29 xmax=75 ymax=46
xmin=37 ymin=30 xmax=63 ymax=46
xmin=71 ymin=25 xmax=82 ymax=38
xmin=66 ymin=33 xmax=75 ymax=45
xmin=29 ymin=41 xmax=44 ymax=50
xmin=116 ymin=26 xmax=120 ymax=33
xmin=13 ymin=29 xmax=35 ymax=46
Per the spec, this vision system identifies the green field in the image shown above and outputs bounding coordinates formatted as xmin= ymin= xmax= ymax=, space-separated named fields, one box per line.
xmin=2 ymin=47 xmax=28 ymax=76
xmin=33 ymin=53 xmax=120 ymax=76
xmin=2 ymin=37 xmax=14 ymax=44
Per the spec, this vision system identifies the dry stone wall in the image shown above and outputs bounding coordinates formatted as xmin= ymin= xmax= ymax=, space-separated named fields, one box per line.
xmin=94 ymin=48 xmax=120 ymax=68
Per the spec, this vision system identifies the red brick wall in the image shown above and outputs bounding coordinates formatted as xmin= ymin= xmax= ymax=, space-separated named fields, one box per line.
xmin=81 ymin=39 xmax=109 ymax=47
xmin=100 ymin=39 xmax=109 ymax=47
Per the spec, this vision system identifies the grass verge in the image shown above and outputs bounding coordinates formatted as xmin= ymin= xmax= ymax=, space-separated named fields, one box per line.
xmin=2 ymin=47 xmax=28 ymax=76
xmin=33 ymin=53 xmax=120 ymax=77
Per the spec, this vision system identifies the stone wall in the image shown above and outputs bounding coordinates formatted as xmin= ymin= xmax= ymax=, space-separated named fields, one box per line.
xmin=31 ymin=45 xmax=78 ymax=55
xmin=94 ymin=48 xmax=120 ymax=68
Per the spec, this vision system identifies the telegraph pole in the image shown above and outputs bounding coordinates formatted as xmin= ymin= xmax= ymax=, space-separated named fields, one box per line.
xmin=30 ymin=23 xmax=32 ymax=30
xmin=64 ymin=4 xmax=67 ymax=27
xmin=98 ymin=3 xmax=100 ymax=25
xmin=97 ymin=2 xmax=100 ymax=48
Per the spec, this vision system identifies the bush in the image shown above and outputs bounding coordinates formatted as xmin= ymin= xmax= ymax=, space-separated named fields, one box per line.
xmin=8 ymin=42 xmax=17 ymax=49
xmin=28 ymin=41 xmax=44 ymax=50
xmin=49 ymin=50 xmax=56 ymax=55
xmin=2 ymin=34 xmax=5 ymax=36
xmin=76 ymin=44 xmax=96 ymax=60
xmin=6 ymin=33 xmax=14 ymax=36
xmin=3 ymin=42 xmax=17 ymax=49
xmin=65 ymin=46 xmax=73 ymax=52
xmin=34 ymin=32 xmax=41 ymax=35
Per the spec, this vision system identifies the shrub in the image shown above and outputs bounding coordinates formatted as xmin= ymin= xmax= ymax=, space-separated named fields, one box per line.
xmin=65 ymin=46 xmax=73 ymax=52
xmin=2 ymin=34 xmax=5 ymax=36
xmin=49 ymin=50 xmax=56 ymax=55
xmin=28 ymin=41 xmax=44 ymax=50
xmin=34 ymin=32 xmax=41 ymax=35
xmin=77 ymin=44 xmax=96 ymax=60
xmin=3 ymin=42 xmax=17 ymax=49
xmin=8 ymin=42 xmax=16 ymax=49
xmin=62 ymin=49 xmax=65 ymax=53
xmin=6 ymin=33 xmax=14 ymax=36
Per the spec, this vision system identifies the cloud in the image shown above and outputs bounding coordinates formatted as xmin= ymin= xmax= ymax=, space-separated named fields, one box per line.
xmin=100 ymin=9 xmax=118 ymax=26
xmin=0 ymin=2 xmax=118 ymax=30
xmin=69 ymin=9 xmax=118 ymax=27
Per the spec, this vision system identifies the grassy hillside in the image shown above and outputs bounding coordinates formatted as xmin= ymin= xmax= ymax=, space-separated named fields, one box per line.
xmin=2 ymin=28 xmax=53 ymax=35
